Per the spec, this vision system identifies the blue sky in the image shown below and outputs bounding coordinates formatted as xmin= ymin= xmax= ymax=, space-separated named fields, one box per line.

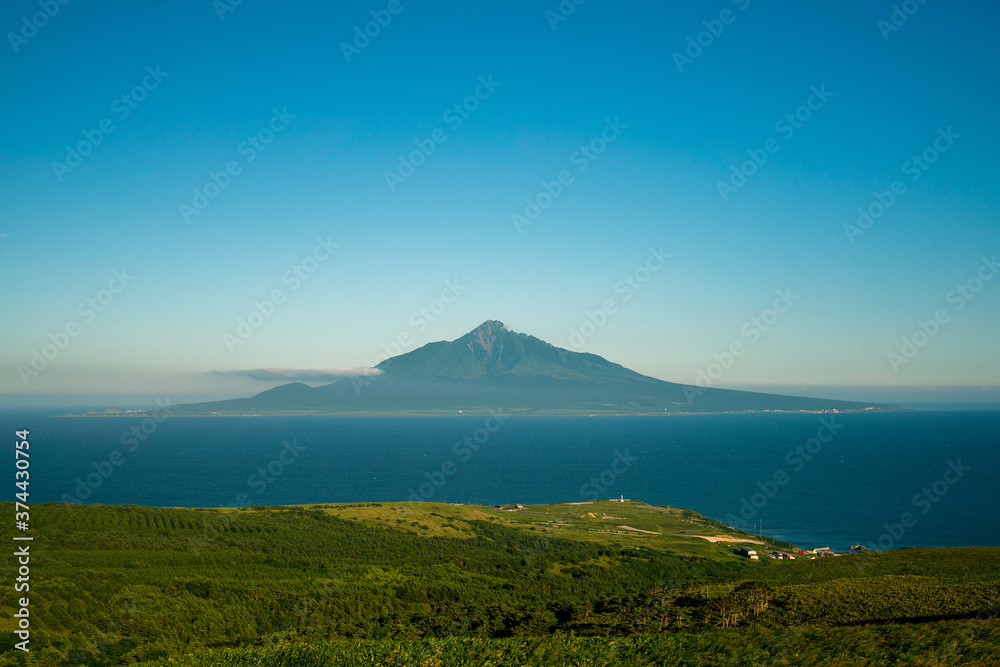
xmin=1 ymin=0 xmax=998 ymax=407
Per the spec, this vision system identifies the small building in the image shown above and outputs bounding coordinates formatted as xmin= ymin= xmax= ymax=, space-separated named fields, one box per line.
xmin=738 ymin=546 xmax=759 ymax=560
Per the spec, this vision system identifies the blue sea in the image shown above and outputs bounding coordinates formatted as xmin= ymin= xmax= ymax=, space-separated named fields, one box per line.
xmin=4 ymin=409 xmax=999 ymax=552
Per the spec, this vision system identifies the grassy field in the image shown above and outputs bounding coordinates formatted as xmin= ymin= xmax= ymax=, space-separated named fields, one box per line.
xmin=276 ymin=498 xmax=794 ymax=558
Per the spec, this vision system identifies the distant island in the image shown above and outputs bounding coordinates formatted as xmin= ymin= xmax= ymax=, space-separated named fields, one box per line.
xmin=114 ymin=320 xmax=900 ymax=417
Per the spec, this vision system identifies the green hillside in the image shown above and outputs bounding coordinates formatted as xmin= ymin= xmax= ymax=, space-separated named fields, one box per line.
xmin=1 ymin=500 xmax=996 ymax=667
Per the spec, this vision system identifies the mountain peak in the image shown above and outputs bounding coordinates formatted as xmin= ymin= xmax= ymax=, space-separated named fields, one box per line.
xmin=475 ymin=319 xmax=506 ymax=330
xmin=462 ymin=320 xmax=509 ymax=360
xmin=372 ymin=319 xmax=648 ymax=383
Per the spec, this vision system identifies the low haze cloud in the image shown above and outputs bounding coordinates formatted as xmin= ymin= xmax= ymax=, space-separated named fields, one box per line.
xmin=212 ymin=368 xmax=383 ymax=382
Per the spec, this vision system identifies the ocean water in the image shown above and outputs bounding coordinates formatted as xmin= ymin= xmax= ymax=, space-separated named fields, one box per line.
xmin=3 ymin=409 xmax=998 ymax=552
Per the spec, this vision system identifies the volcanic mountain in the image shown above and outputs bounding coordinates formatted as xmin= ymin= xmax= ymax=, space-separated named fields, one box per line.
xmin=174 ymin=320 xmax=895 ymax=415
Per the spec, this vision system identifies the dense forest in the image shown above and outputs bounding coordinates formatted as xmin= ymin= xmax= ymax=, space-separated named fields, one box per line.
xmin=0 ymin=501 xmax=997 ymax=666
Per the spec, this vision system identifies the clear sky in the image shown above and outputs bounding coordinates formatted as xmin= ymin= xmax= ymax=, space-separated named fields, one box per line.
xmin=1 ymin=0 xmax=998 ymax=407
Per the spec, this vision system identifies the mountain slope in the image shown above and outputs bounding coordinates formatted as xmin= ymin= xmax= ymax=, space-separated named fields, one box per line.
xmin=375 ymin=320 xmax=658 ymax=383
xmin=173 ymin=320 xmax=898 ymax=415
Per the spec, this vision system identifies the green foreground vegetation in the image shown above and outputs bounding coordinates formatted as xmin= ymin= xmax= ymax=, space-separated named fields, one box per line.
xmin=1 ymin=500 xmax=997 ymax=666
